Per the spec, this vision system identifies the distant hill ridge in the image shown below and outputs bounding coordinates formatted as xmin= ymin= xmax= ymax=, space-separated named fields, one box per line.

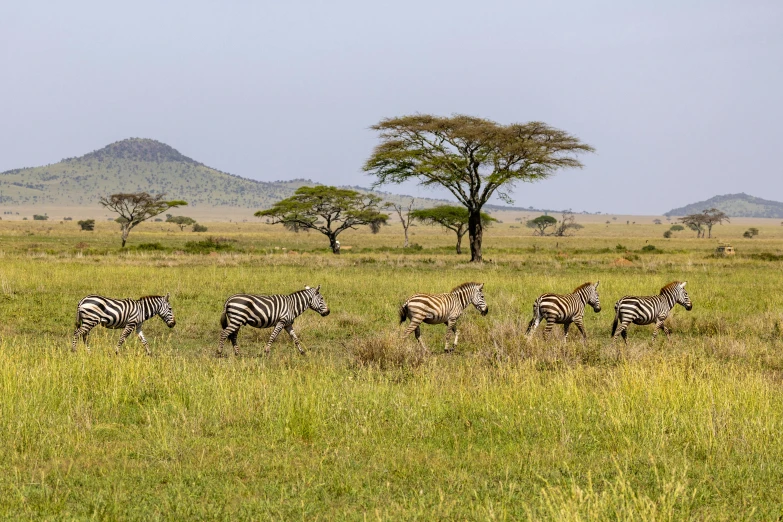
xmin=0 ymin=138 xmax=448 ymax=209
xmin=664 ymin=193 xmax=783 ymax=218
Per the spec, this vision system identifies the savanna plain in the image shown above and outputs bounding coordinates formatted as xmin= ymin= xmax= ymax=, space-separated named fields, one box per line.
xmin=1 ymin=216 xmax=783 ymax=520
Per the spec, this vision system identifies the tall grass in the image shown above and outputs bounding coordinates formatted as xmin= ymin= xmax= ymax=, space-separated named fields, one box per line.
xmin=0 ymin=220 xmax=782 ymax=519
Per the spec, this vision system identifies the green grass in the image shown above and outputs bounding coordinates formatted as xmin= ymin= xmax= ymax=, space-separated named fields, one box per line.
xmin=0 ymin=220 xmax=782 ymax=519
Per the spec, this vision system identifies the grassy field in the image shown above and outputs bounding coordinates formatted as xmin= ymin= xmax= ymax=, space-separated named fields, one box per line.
xmin=1 ymin=218 xmax=782 ymax=520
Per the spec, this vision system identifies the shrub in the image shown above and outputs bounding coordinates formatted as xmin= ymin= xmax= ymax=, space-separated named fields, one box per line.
xmin=405 ymin=243 xmax=423 ymax=251
xmin=77 ymin=219 xmax=95 ymax=231
xmin=669 ymin=224 xmax=684 ymax=231
xmin=33 ymin=215 xmax=48 ymax=221
xmin=615 ymin=244 xmax=627 ymax=251
xmin=348 ymin=331 xmax=427 ymax=371
xmin=641 ymin=244 xmax=657 ymax=251
xmin=184 ymin=236 xmax=235 ymax=254
xmin=743 ymin=228 xmax=759 ymax=239
xmin=193 ymin=224 xmax=208 ymax=232
xmin=663 ymin=230 xmax=672 ymax=238
xmin=134 ymin=242 xmax=167 ymax=251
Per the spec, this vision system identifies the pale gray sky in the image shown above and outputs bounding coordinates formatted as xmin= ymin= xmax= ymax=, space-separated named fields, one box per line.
xmin=1 ymin=1 xmax=781 ymax=214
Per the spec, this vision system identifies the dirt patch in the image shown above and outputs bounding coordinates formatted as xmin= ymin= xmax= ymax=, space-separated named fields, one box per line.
xmin=612 ymin=258 xmax=634 ymax=267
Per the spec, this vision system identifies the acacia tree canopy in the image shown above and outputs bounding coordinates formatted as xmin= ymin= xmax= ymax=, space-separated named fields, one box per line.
xmin=166 ymin=215 xmax=197 ymax=231
xmin=100 ymin=192 xmax=186 ymax=247
xmin=526 ymin=215 xmax=558 ymax=236
xmin=255 ymin=186 xmax=388 ymax=254
xmin=410 ymin=205 xmax=496 ymax=254
xmin=364 ymin=114 xmax=593 ymax=262
xmin=679 ymin=208 xmax=729 ymax=238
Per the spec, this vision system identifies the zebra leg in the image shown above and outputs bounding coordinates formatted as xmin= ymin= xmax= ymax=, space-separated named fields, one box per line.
xmin=72 ymin=324 xmax=93 ymax=352
xmin=543 ymin=321 xmax=554 ymax=341
xmin=410 ymin=324 xmax=428 ymax=352
xmin=652 ymin=320 xmax=666 ymax=341
xmin=284 ymin=325 xmax=305 ymax=355
xmin=218 ymin=323 xmax=241 ymax=357
xmin=136 ymin=327 xmax=151 ymax=356
xmin=613 ymin=321 xmax=630 ymax=345
xmin=444 ymin=320 xmax=457 ymax=353
xmin=116 ymin=324 xmax=135 ymax=354
xmin=264 ymin=322 xmax=286 ymax=354
xmin=563 ymin=321 xmax=571 ymax=341
xmin=574 ymin=319 xmax=588 ymax=342
xmin=662 ymin=324 xmax=672 ymax=340
xmin=525 ymin=315 xmax=540 ymax=337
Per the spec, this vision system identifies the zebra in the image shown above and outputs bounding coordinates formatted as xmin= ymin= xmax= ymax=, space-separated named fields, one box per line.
xmin=611 ymin=281 xmax=692 ymax=343
xmin=218 ymin=285 xmax=330 ymax=356
xmin=399 ymin=282 xmax=488 ymax=353
xmin=525 ymin=281 xmax=601 ymax=341
xmin=72 ymin=293 xmax=176 ymax=354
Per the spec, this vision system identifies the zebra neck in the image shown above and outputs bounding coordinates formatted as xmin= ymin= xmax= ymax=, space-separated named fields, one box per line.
xmin=454 ymin=288 xmax=472 ymax=310
xmin=137 ymin=298 xmax=158 ymax=321
xmin=659 ymin=292 xmax=676 ymax=310
xmin=574 ymin=289 xmax=589 ymax=304
xmin=288 ymin=291 xmax=311 ymax=317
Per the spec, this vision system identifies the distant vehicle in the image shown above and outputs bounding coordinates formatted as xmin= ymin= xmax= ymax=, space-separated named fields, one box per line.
xmin=715 ymin=244 xmax=735 ymax=256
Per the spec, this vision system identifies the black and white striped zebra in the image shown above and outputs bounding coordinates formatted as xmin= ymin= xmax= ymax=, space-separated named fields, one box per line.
xmin=611 ymin=281 xmax=692 ymax=343
xmin=218 ymin=285 xmax=330 ymax=356
xmin=72 ymin=293 xmax=176 ymax=354
xmin=525 ymin=281 xmax=601 ymax=340
xmin=399 ymin=282 xmax=488 ymax=352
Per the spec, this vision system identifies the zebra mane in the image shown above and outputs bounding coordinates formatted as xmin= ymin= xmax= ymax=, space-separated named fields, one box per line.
xmin=660 ymin=282 xmax=682 ymax=294
xmin=450 ymin=282 xmax=481 ymax=294
xmin=138 ymin=295 xmax=165 ymax=301
xmin=572 ymin=282 xmax=594 ymax=293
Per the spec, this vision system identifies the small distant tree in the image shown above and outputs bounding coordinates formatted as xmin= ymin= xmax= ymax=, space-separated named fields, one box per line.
xmin=100 ymin=192 xmax=187 ymax=247
xmin=553 ymin=211 xmax=584 ymax=237
xmin=166 ymin=215 xmax=197 ymax=231
xmin=653 ymin=219 xmax=662 ymax=225
xmin=663 ymin=230 xmax=672 ymax=238
xmin=701 ymin=208 xmax=729 ymax=238
xmin=386 ymin=199 xmax=415 ymax=248
xmin=526 ymin=215 xmax=557 ymax=236
xmin=255 ymin=186 xmax=388 ymax=254
xmin=77 ymin=219 xmax=95 ymax=231
xmin=33 ymin=214 xmax=49 ymax=221
xmin=743 ymin=227 xmax=759 ymax=239
xmin=410 ymin=205 xmax=496 ymax=254
xmin=679 ymin=213 xmax=706 ymax=238
xmin=193 ymin=224 xmax=208 ymax=232
xmin=669 ymin=224 xmax=684 ymax=232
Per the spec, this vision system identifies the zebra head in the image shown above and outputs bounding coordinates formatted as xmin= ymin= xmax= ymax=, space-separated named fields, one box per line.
xmin=472 ymin=283 xmax=489 ymax=316
xmin=306 ymin=285 xmax=330 ymax=317
xmin=158 ymin=292 xmax=176 ymax=327
xmin=588 ymin=281 xmax=601 ymax=312
xmin=675 ymin=281 xmax=692 ymax=311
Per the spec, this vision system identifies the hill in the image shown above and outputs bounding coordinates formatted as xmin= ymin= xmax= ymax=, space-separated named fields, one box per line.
xmin=664 ymin=193 xmax=783 ymax=218
xmin=0 ymin=138 xmax=455 ymax=210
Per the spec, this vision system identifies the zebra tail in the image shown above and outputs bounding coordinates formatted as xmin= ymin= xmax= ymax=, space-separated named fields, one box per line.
xmin=525 ymin=301 xmax=540 ymax=335
xmin=220 ymin=310 xmax=228 ymax=330
xmin=611 ymin=302 xmax=620 ymax=337
xmin=399 ymin=303 xmax=408 ymax=324
xmin=75 ymin=308 xmax=82 ymax=329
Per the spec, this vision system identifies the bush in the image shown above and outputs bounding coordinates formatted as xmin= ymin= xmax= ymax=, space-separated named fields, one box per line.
xmin=134 ymin=242 xmax=167 ymax=251
xmin=641 ymin=244 xmax=657 ymax=251
xmin=193 ymin=224 xmax=208 ymax=232
xmin=405 ymin=243 xmax=423 ymax=251
xmin=663 ymin=230 xmax=672 ymax=238
xmin=615 ymin=244 xmax=627 ymax=251
xmin=743 ymin=228 xmax=759 ymax=239
xmin=349 ymin=331 xmax=427 ymax=371
xmin=77 ymin=219 xmax=95 ymax=231
xmin=669 ymin=224 xmax=684 ymax=231
xmin=184 ymin=236 xmax=235 ymax=254
xmin=33 ymin=215 xmax=48 ymax=221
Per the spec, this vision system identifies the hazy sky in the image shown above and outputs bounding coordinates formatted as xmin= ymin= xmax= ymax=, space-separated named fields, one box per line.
xmin=2 ymin=1 xmax=781 ymax=214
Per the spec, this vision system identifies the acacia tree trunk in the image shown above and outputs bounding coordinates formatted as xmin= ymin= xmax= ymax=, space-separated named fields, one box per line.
xmin=456 ymin=232 xmax=463 ymax=254
xmin=328 ymin=233 xmax=340 ymax=254
xmin=403 ymin=226 xmax=409 ymax=248
xmin=121 ymin=224 xmax=131 ymax=248
xmin=468 ymin=209 xmax=483 ymax=262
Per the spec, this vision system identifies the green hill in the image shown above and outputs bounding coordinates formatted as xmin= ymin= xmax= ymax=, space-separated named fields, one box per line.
xmin=664 ymin=193 xmax=783 ymax=218
xmin=0 ymin=138 xmax=455 ymax=210
xmin=0 ymin=138 xmax=314 ymax=208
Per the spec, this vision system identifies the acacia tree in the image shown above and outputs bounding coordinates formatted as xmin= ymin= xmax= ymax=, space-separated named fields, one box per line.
xmin=386 ymin=199 xmax=415 ymax=248
xmin=553 ymin=211 xmax=584 ymax=237
xmin=700 ymin=208 xmax=729 ymax=238
xmin=410 ymin=205 xmax=496 ymax=254
xmin=255 ymin=186 xmax=388 ymax=254
xmin=364 ymin=114 xmax=593 ymax=262
xmin=100 ymin=193 xmax=186 ymax=247
xmin=679 ymin=213 xmax=706 ymax=238
xmin=166 ymin=215 xmax=197 ymax=231
xmin=526 ymin=215 xmax=557 ymax=235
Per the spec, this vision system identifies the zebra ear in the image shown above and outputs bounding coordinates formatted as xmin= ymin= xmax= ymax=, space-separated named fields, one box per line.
xmin=315 ymin=285 xmax=321 ymax=293
xmin=680 ymin=281 xmax=687 ymax=288
xmin=305 ymin=286 xmax=311 ymax=290
xmin=164 ymin=292 xmax=170 ymax=301
xmin=595 ymin=281 xmax=600 ymax=288
xmin=479 ymin=283 xmax=484 ymax=290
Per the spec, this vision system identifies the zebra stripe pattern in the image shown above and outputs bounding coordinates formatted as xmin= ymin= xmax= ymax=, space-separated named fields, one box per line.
xmin=399 ymin=282 xmax=488 ymax=352
xmin=611 ymin=281 xmax=692 ymax=343
xmin=218 ymin=285 xmax=330 ymax=356
xmin=72 ymin=293 xmax=176 ymax=354
xmin=526 ymin=281 xmax=601 ymax=340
